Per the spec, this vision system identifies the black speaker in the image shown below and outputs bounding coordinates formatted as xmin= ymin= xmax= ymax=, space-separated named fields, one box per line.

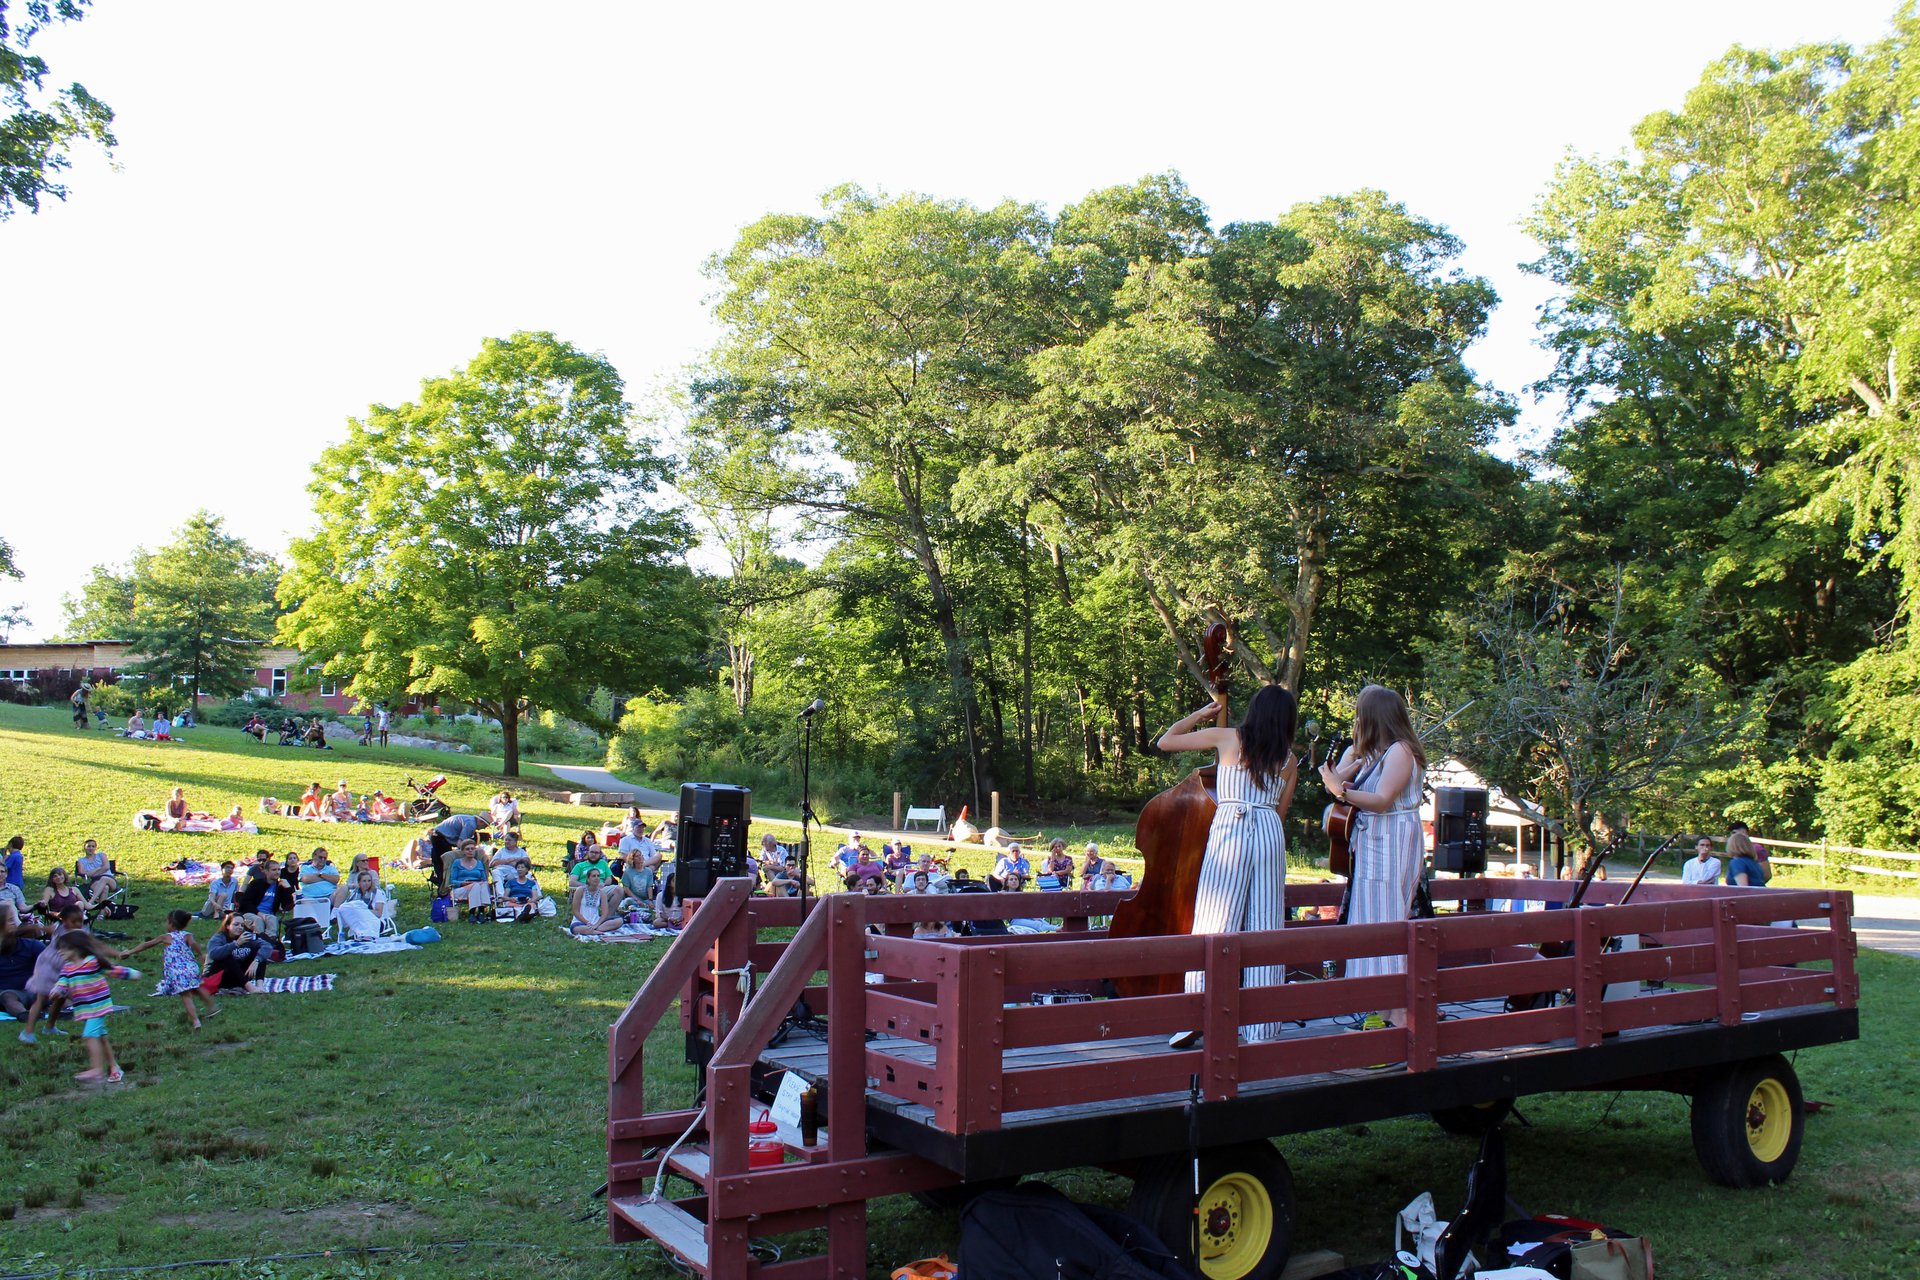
xmin=1432 ymin=786 xmax=1489 ymax=874
xmin=676 ymin=782 xmax=752 ymax=899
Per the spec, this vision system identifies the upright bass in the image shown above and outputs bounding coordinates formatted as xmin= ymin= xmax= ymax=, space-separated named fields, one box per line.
xmin=1105 ymin=623 xmax=1233 ymax=998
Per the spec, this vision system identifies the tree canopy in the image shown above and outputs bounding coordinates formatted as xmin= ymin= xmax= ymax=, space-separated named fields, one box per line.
xmin=118 ymin=512 xmax=280 ymax=706
xmin=1 ymin=0 xmax=115 ymax=218
xmin=278 ymin=331 xmax=708 ymax=776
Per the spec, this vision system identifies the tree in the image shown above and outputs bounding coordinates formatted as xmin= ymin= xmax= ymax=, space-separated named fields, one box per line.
xmin=56 ymin=551 xmax=149 ymax=640
xmin=700 ymin=186 xmax=1055 ymax=806
xmin=2 ymin=0 xmax=116 ymax=218
xmin=123 ymin=513 xmax=280 ymax=706
xmin=0 ymin=532 xmax=17 ymax=579
xmin=1446 ymin=570 xmax=1717 ymax=857
xmin=0 ymin=601 xmax=25 ymax=642
xmin=279 ymin=331 xmax=707 ymax=776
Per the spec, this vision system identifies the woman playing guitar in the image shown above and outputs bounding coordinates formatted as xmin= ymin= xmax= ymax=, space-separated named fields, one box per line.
xmin=1154 ymin=682 xmax=1299 ymax=1046
xmin=1317 ymin=683 xmax=1426 ymax=1032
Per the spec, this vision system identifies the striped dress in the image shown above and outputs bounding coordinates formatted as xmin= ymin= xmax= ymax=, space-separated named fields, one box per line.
xmin=1344 ymin=748 xmax=1425 ymax=983
xmin=54 ymin=957 xmax=132 ymax=1019
xmin=1186 ymin=761 xmax=1288 ymax=1042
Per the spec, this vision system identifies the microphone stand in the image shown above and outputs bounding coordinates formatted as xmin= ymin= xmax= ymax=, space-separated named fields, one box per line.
xmin=798 ymin=704 xmax=818 ymax=919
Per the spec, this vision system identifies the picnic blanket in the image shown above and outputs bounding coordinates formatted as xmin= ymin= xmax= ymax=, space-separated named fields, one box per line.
xmin=319 ymin=937 xmax=419 ymax=958
xmin=252 ymin=974 xmax=335 ymax=994
xmin=166 ymin=860 xmax=217 ymax=887
xmin=562 ymin=922 xmax=678 ymax=943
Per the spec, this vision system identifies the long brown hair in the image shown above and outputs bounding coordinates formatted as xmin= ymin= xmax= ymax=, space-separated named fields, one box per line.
xmin=1352 ymin=684 xmax=1425 ymax=770
xmin=1238 ymin=685 xmax=1297 ymax=792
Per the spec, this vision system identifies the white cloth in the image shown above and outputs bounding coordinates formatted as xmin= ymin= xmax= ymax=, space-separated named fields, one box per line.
xmin=335 ymin=899 xmax=383 ymax=940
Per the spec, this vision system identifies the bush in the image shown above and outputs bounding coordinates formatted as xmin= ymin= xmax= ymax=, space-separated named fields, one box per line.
xmin=199 ymin=697 xmax=284 ymax=728
xmin=25 ymin=667 xmax=86 ymax=707
xmin=88 ymin=682 xmax=137 ymax=718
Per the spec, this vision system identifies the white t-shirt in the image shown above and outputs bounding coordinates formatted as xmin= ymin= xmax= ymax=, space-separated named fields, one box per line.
xmin=1681 ymin=856 xmax=1722 ymax=885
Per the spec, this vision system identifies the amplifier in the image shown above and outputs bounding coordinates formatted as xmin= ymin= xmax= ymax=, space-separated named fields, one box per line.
xmin=676 ymin=782 xmax=752 ymax=899
xmin=1432 ymin=786 xmax=1489 ymax=875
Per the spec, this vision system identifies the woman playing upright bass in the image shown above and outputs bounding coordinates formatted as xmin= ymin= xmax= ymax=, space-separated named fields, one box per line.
xmin=1155 ymin=683 xmax=1299 ymax=1047
xmin=1318 ymin=683 xmax=1426 ymax=1032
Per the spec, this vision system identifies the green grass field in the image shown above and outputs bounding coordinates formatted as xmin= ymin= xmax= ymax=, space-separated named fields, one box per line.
xmin=1 ymin=702 xmax=1916 ymax=1280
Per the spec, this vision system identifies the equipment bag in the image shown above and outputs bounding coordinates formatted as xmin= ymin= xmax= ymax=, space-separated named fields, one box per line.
xmin=287 ymin=917 xmax=326 ymax=957
xmin=959 ymin=1183 xmax=1195 ymax=1280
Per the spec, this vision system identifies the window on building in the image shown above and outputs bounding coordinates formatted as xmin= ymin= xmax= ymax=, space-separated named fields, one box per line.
xmin=270 ymin=668 xmax=287 ymax=697
xmin=308 ymin=666 xmax=336 ymax=697
xmin=0 ymin=668 xmax=32 ymax=683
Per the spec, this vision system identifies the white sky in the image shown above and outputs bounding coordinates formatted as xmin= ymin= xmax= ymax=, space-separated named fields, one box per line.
xmin=0 ymin=0 xmax=1901 ymax=642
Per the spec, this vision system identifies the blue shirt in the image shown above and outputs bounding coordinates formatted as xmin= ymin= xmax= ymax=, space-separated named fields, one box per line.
xmin=449 ymin=859 xmax=487 ymax=888
xmin=433 ymin=815 xmax=480 ymax=844
xmin=505 ymin=876 xmax=535 ymax=901
xmin=3 ymin=849 xmax=21 ymax=890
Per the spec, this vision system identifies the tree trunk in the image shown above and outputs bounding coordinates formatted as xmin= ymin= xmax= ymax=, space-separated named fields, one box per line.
xmin=1018 ymin=522 xmax=1036 ymax=802
xmin=728 ymin=636 xmax=754 ymax=713
xmin=500 ymin=692 xmax=521 ymax=777
xmin=896 ymin=476 xmax=998 ymax=806
xmin=1281 ymin=504 xmax=1331 ymax=693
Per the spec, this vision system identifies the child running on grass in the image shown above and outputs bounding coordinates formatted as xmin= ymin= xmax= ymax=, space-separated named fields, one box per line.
xmin=51 ymin=931 xmax=141 ymax=1083
xmin=123 ymin=910 xmax=219 ymax=1029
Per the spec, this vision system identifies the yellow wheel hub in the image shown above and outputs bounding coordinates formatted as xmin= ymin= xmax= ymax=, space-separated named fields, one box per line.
xmin=1196 ymin=1171 xmax=1273 ymax=1279
xmin=1745 ymin=1078 xmax=1792 ymax=1163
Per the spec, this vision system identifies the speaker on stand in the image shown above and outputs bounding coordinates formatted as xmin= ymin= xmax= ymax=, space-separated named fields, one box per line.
xmin=676 ymin=782 xmax=752 ymax=900
xmin=1432 ymin=786 xmax=1489 ymax=875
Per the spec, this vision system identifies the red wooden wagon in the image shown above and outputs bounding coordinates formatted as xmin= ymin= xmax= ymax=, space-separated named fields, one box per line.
xmin=607 ymin=876 xmax=1857 ymax=1280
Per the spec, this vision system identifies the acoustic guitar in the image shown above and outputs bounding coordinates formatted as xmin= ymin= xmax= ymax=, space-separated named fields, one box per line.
xmin=1319 ymin=732 xmax=1356 ymax=877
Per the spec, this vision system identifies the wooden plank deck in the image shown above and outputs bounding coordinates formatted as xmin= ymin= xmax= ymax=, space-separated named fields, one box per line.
xmin=757 ymin=999 xmax=1857 ymax=1180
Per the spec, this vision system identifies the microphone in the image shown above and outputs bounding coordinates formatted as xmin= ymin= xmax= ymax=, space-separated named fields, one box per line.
xmin=797 ymin=698 xmax=825 ymax=719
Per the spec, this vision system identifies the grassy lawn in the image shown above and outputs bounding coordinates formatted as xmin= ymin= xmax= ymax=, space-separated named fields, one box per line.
xmin=1 ymin=701 xmax=1915 ymax=1279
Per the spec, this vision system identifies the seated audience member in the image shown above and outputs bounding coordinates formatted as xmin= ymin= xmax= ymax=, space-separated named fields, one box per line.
xmin=1 ymin=931 xmax=48 ymax=1021
xmin=568 ymin=833 xmax=612 ymax=886
xmin=883 ymin=840 xmax=914 ymax=888
xmin=242 ymin=713 xmax=267 ymax=742
xmin=330 ymin=854 xmax=375 ymax=906
xmin=831 ymin=834 xmax=862 ymax=886
xmin=326 ymin=781 xmax=354 ymax=822
xmin=277 ymin=850 xmax=303 ymax=905
xmin=199 ymin=861 xmax=241 ymax=919
xmin=1 ymin=882 xmax=32 ymax=935
xmin=206 ymin=913 xmax=273 ymax=992
xmin=1041 ymin=839 xmax=1075 ymax=889
xmin=766 ymin=856 xmax=804 ymax=898
xmin=619 ymin=838 xmax=661 ymax=908
xmin=36 ymin=867 xmax=86 ymax=921
xmin=74 ymin=839 xmax=118 ymax=908
xmin=652 ymin=817 xmax=677 ymax=848
xmin=1682 ymin=837 xmax=1723 ymax=886
xmin=125 ymin=710 xmax=146 ymax=738
xmin=4 ymin=834 xmax=24 ymax=896
xmin=303 ymin=719 xmax=330 ymax=749
xmin=907 ymin=870 xmax=934 ymax=895
xmin=297 ymin=848 xmax=340 ymax=918
xmin=490 ymin=790 xmax=521 ymax=834
xmin=850 ymin=848 xmax=888 ymax=892
xmin=501 ymin=864 xmax=542 ymax=921
xmin=489 ymin=830 xmax=532 ymax=872
xmin=352 ymin=795 xmax=373 ymax=823
xmin=1085 ymin=859 xmax=1131 ymax=891
xmin=912 ymin=915 xmax=956 ymax=939
xmin=220 ymin=805 xmax=251 ymax=832
xmin=1081 ymin=842 xmax=1105 ymax=883
xmin=335 ymin=870 xmax=390 ymax=939
xmin=153 ymin=712 xmax=174 ymax=741
xmin=15 ymin=904 xmax=88 ymax=1038
xmin=394 ymin=835 xmax=433 ymax=871
xmin=233 ymin=852 xmax=281 ymax=917
xmin=1000 ymin=870 xmax=1029 ymax=893
xmin=164 ymin=787 xmax=190 ymax=827
xmin=447 ymin=844 xmax=493 ymax=922
xmin=991 ymin=843 xmax=1031 ymax=890
xmin=569 ymin=867 xmax=624 ymax=935
xmin=298 ymin=783 xmax=324 ymax=819
xmin=369 ymin=790 xmax=401 ymax=822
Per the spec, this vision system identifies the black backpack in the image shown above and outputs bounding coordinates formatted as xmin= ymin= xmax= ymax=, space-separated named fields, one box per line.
xmin=958 ymin=1184 xmax=1196 ymax=1280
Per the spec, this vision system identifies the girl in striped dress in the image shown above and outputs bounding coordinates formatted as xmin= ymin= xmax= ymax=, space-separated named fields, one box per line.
xmin=52 ymin=931 xmax=141 ymax=1083
xmin=1156 ymin=684 xmax=1299 ymax=1045
xmin=1319 ymin=684 xmax=1426 ymax=1030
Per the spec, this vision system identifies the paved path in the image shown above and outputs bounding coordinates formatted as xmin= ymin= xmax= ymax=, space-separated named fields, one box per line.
xmin=1848 ymin=892 xmax=1920 ymax=960
xmin=542 ymin=764 xmax=678 ymax=810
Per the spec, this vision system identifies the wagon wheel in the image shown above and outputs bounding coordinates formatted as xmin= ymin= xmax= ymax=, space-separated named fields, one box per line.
xmin=1129 ymin=1141 xmax=1294 ymax=1280
xmin=1430 ymin=1097 xmax=1514 ymax=1136
xmin=1690 ymin=1054 xmax=1805 ymax=1188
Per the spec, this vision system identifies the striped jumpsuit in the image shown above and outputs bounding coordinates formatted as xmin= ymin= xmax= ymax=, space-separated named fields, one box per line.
xmin=1186 ymin=761 xmax=1287 ymax=1042
xmin=1344 ymin=751 xmax=1425 ymax=982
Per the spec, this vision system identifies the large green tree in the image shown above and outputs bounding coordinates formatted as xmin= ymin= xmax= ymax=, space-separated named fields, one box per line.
xmin=56 ymin=550 xmax=150 ymax=640
xmin=2 ymin=0 xmax=115 ymax=218
xmin=279 ymin=332 xmax=707 ymax=776
xmin=120 ymin=513 xmax=280 ymax=706
xmin=700 ymin=186 xmax=1055 ymax=807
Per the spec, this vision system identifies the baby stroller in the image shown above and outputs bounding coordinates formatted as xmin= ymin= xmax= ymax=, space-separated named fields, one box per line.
xmin=403 ymin=774 xmax=451 ymax=822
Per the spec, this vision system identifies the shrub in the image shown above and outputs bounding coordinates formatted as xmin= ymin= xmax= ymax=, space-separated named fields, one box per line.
xmin=199 ymin=696 xmax=285 ymax=728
